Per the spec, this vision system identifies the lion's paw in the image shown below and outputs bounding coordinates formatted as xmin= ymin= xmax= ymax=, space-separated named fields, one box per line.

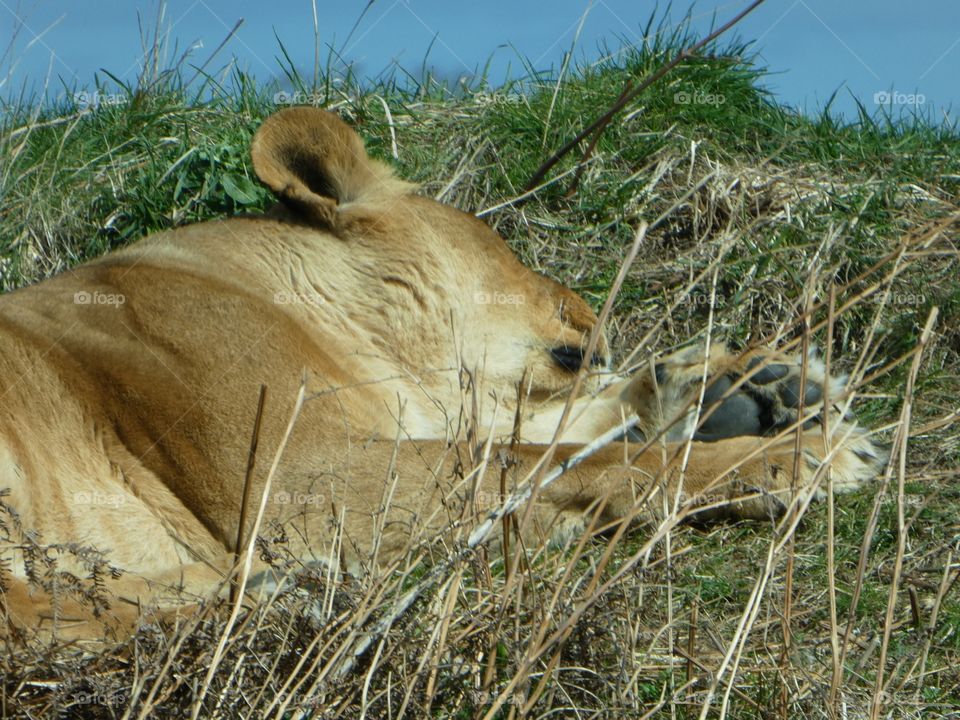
xmin=695 ymin=348 xmax=843 ymax=442
xmin=631 ymin=343 xmax=889 ymax=492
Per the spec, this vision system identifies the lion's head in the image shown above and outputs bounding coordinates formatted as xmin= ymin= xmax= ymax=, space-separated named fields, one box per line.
xmin=250 ymin=107 xmax=611 ymax=408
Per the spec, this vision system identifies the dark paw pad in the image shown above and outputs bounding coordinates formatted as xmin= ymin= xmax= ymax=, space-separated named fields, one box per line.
xmin=778 ymin=376 xmax=822 ymax=407
xmin=693 ymin=354 xmax=833 ymax=442
xmin=746 ymin=357 xmax=790 ymax=384
xmin=695 ymin=377 xmax=763 ymax=440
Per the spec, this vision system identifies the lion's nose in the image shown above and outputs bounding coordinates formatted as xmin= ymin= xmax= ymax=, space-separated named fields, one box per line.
xmin=550 ymin=346 xmax=605 ymax=372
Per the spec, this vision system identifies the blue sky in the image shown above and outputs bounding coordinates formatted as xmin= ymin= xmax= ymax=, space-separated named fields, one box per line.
xmin=1 ymin=1 xmax=957 ymax=122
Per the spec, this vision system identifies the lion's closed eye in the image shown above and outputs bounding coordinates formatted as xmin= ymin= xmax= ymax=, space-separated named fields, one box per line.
xmin=550 ymin=345 xmax=605 ymax=373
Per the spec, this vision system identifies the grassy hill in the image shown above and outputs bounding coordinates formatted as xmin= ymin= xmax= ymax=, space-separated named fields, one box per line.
xmin=1 ymin=23 xmax=958 ymax=719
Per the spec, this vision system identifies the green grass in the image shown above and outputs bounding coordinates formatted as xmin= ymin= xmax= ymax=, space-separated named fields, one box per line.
xmin=1 ymin=10 xmax=959 ymax=720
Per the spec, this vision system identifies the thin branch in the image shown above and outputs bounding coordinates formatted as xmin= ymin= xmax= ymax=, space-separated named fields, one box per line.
xmin=230 ymin=384 xmax=267 ymax=605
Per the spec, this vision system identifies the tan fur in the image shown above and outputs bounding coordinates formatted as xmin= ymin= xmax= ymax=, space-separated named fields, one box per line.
xmin=0 ymin=108 xmax=883 ymax=643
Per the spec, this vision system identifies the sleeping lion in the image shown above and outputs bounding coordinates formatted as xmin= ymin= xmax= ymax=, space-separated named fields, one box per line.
xmin=0 ymin=108 xmax=885 ymax=641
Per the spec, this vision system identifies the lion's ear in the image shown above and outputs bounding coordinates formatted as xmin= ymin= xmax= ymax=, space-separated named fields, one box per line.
xmin=251 ymin=107 xmax=410 ymax=227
